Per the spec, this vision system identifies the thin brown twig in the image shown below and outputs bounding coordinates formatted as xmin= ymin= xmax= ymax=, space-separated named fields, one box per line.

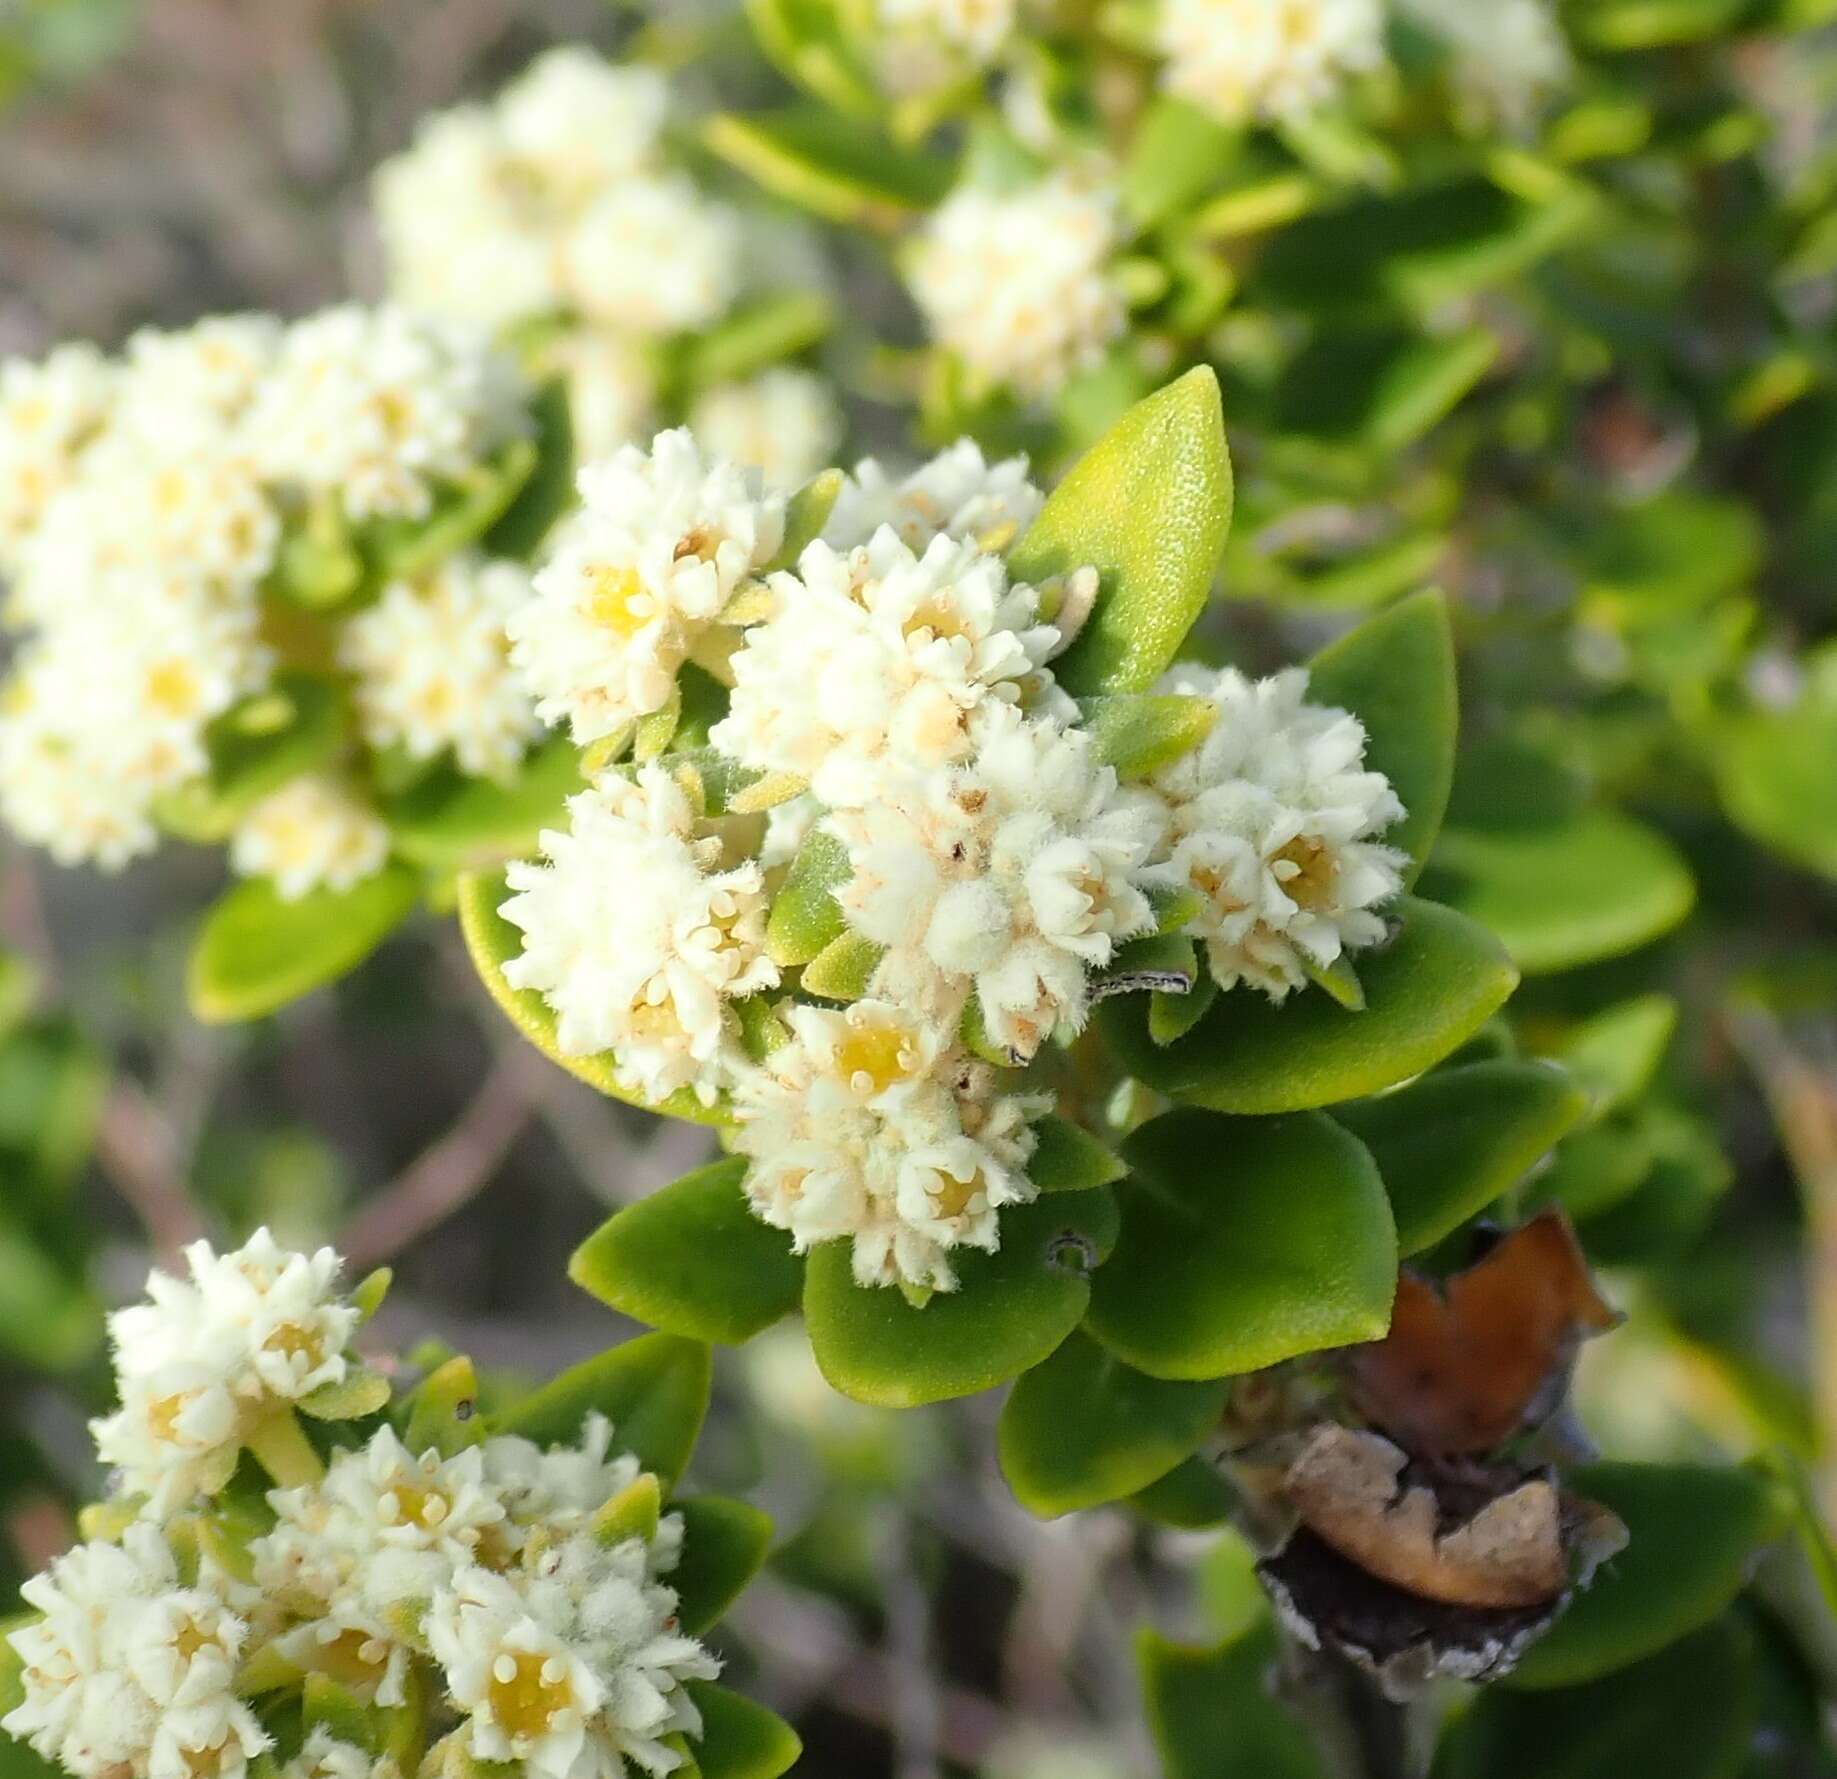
xmin=336 ymin=1051 xmax=546 ymax=1269
xmin=96 ymin=1079 xmax=208 ymax=1264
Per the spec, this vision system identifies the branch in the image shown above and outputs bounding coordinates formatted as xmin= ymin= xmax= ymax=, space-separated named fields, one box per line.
xmin=337 ymin=1052 xmax=545 ymax=1269
xmin=96 ymin=1080 xmax=207 ymax=1264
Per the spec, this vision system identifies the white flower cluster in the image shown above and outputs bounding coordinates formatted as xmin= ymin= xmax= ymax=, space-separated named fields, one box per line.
xmin=1157 ymin=0 xmax=1387 ymax=124
xmin=5 ymin=1234 xmax=720 ymax=1779
xmin=374 ymin=46 xmax=829 ymax=476
xmin=1396 ymin=0 xmax=1571 ymax=127
xmin=908 ymin=173 xmax=1127 ymax=400
xmin=874 ymin=0 xmax=1023 ymax=94
xmin=1147 ymin=666 xmax=1407 ymax=1000
xmin=89 ymin=1229 xmax=363 ymax=1516
xmin=499 ymin=429 xmax=1406 ymax=1291
xmin=0 ymin=309 xmax=537 ymax=889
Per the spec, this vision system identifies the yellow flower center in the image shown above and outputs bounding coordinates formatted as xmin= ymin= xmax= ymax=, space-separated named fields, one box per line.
xmin=835 ymin=1023 xmax=920 ymax=1097
xmin=933 ymin=1169 xmax=983 ymax=1220
xmin=1271 ymin=834 xmax=1336 ymax=911
xmin=146 ymin=660 xmax=201 ymax=719
xmin=586 ymin=566 xmax=653 ymax=638
xmin=262 ymin=1321 xmax=326 ymax=1369
xmin=489 ymin=1650 xmax=576 ymax=1742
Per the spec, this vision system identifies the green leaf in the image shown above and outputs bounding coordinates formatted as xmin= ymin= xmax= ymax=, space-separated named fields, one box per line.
xmin=1150 ymin=973 xmax=1218 ymax=1046
xmin=1102 ymin=897 xmax=1518 ymax=1114
xmin=764 ymin=827 xmax=850 ymax=967
xmin=0 ymin=1018 xmax=108 ymax=1201
xmin=670 ymin=1496 xmax=774 ymax=1635
xmin=685 ymin=1681 xmax=802 ymax=1779
xmin=1428 ymin=810 xmax=1696 ymax=974
xmin=485 ymin=380 xmax=575 ymax=560
xmin=1713 ymin=697 xmax=1837 ymax=883
xmin=0 ymin=1225 xmax=100 ymax=1369
xmin=0 ymin=953 xmax=34 ymax=1039
xmin=1140 ymin=1621 xmax=1327 ymax=1779
xmin=1095 ymin=931 xmax=1198 ymax=998
xmin=998 ymin=1330 xmax=1227 ymax=1515
xmin=1553 ymin=995 xmax=1678 ymax=1118
xmin=1122 ymin=96 xmax=1243 ymax=228
xmin=1571 ymin=0 xmax=1751 ymax=51
xmin=298 ymin=1368 xmax=392 ymax=1423
xmin=1127 ymin=1456 xmax=1237 ymax=1528
xmin=1077 ymin=693 xmax=1217 ymax=778
xmin=1507 ymin=1462 xmax=1786 ymax=1689
xmin=363 ymin=434 xmax=538 ymax=582
xmin=1575 ymin=491 xmax=1763 ymax=620
xmin=455 ymin=870 xmax=725 ymax=1125
xmin=764 ymin=468 xmax=845 ymax=574
xmin=1270 ymin=328 xmax=1499 ymax=455
xmin=679 ymin=291 xmax=832 ymax=390
xmin=1307 ymin=589 xmax=1457 ymax=883
xmin=1027 ymin=1116 xmax=1127 ymax=1192
xmin=704 ymin=109 xmax=950 ymax=227
xmin=1009 ymin=367 xmax=1234 ymax=695
xmin=188 ymin=865 xmax=421 ymax=1024
xmin=800 ymin=930 xmax=882 ymax=1001
xmin=569 ymin=1158 xmax=803 ymax=1346
xmin=1439 ymin=1617 xmax=1756 ymax=1779
xmin=803 ymin=1188 xmax=1119 ymax=1407
xmin=383 ymin=738 xmax=584 ymax=872
xmin=155 ymin=673 xmax=347 ymax=842
xmin=1086 ymin=1110 xmax=1395 ymax=1380
xmin=492 ymin=1334 xmax=712 ymax=1492
xmin=401 ymin=1356 xmax=484 ymax=1457
xmin=1334 ymin=1061 xmax=1589 ymax=1254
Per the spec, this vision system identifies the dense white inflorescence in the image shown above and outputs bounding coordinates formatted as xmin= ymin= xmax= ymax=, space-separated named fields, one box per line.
xmin=907 ymin=174 xmax=1127 ymax=400
xmin=497 ymin=429 xmax=1407 ymax=1291
xmin=5 ymin=1235 xmax=722 ymax=1779
xmin=1156 ymin=0 xmax=1387 ymax=124
xmin=0 ymin=308 xmax=539 ymax=890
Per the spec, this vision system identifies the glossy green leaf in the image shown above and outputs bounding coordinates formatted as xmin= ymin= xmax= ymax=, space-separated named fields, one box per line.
xmin=1140 ymin=1621 xmax=1326 ymax=1779
xmin=705 ymin=109 xmax=950 ymax=227
xmin=1307 ymin=589 xmax=1457 ymax=882
xmin=1429 ymin=810 xmax=1695 ymax=974
xmin=569 ymin=1158 xmax=803 ymax=1346
xmin=670 ymin=1496 xmax=774 ymax=1636
xmin=1077 ymin=693 xmax=1217 ymax=778
xmin=1128 ymin=1456 xmax=1237 ymax=1528
xmin=1335 ymin=1061 xmax=1588 ymax=1254
xmin=685 ymin=1681 xmax=802 ymax=1779
xmin=1440 ymin=1617 xmax=1756 ymax=1779
xmin=401 ymin=1356 xmax=485 ymax=1457
xmin=1102 ymin=897 xmax=1517 ymax=1113
xmin=1713 ymin=697 xmax=1837 ymax=883
xmin=1271 ymin=328 xmax=1499 ymax=455
xmin=1572 ymin=0 xmax=1751 ymax=51
xmin=1149 ymin=973 xmax=1218 ymax=1046
xmin=455 ymin=870 xmax=724 ymax=1125
xmin=155 ymin=673 xmax=347 ymax=842
xmin=1508 ymin=1462 xmax=1785 ymax=1689
xmin=1028 ymin=1116 xmax=1127 ymax=1192
xmin=485 ymin=379 xmax=575 ymax=560
xmin=188 ymin=864 xmax=421 ymax=1024
xmin=384 ymin=738 xmax=583 ymax=872
xmin=803 ymin=1188 xmax=1119 ymax=1407
xmin=493 ymin=1334 xmax=712 ymax=1492
xmin=1553 ymin=995 xmax=1678 ymax=1118
xmin=1086 ymin=1109 xmax=1395 ymax=1379
xmin=998 ymin=1330 xmax=1227 ymax=1515
xmin=1009 ymin=367 xmax=1234 ymax=695
xmin=764 ymin=827 xmax=850 ymax=966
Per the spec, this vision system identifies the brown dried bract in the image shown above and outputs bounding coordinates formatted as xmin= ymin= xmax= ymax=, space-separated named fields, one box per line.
xmin=1346 ymin=1211 xmax=1620 ymax=1457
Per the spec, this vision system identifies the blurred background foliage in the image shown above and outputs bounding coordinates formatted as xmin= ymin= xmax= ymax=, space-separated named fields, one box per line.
xmin=2 ymin=0 xmax=1837 ymax=1774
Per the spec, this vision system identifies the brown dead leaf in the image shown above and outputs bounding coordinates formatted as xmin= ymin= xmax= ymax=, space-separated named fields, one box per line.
xmin=1346 ymin=1211 xmax=1619 ymax=1457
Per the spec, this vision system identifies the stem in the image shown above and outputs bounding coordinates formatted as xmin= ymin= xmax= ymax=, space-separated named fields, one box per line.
xmin=1277 ymin=1636 xmax=1423 ymax=1779
xmin=245 ymin=1408 xmax=326 ymax=1489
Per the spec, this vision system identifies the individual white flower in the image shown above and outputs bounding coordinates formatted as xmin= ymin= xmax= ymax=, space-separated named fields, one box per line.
xmin=507 ymin=429 xmax=785 ymax=745
xmin=341 ymin=554 xmax=540 ymax=780
xmin=556 ymin=331 xmax=659 ymax=462
xmin=478 ymin=1413 xmax=647 ymax=1540
xmin=712 ymin=529 xmax=1064 ymax=806
xmin=249 ymin=306 xmax=529 ymax=523
xmin=231 ymin=776 xmax=392 ymax=902
xmin=500 ymin=765 xmax=779 ymax=1104
xmin=1157 ymin=0 xmax=1387 ymax=124
xmin=907 ymin=175 xmax=1125 ymax=400
xmin=112 ymin=316 xmax=280 ymax=444
xmin=1147 ymin=664 xmax=1407 ymax=1000
xmin=833 ymin=706 xmax=1162 ymax=1057
xmin=564 ymin=174 xmax=742 ymax=337
xmin=495 ymin=48 xmax=671 ymax=200
xmin=1395 ymin=0 xmax=1570 ymax=127
xmin=427 ymin=1535 xmax=717 ymax=1779
xmin=0 ymin=343 xmax=114 ymax=571
xmin=278 ymin=1729 xmax=384 ymax=1779
xmin=732 ymin=1001 xmax=1051 ymax=1291
xmin=822 ymin=440 xmax=1044 ymax=553
xmin=4 ymin=1523 xmax=266 ymax=1779
xmin=689 ymin=369 xmax=843 ymax=492
xmin=373 ymin=107 xmax=563 ymax=330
